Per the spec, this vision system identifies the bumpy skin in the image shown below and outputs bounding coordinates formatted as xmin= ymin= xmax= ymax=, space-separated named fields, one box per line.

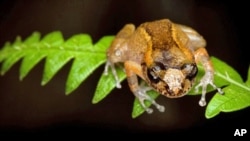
xmin=104 ymin=19 xmax=223 ymax=113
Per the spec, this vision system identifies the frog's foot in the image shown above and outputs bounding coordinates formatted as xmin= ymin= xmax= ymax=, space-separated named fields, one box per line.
xmin=104 ymin=61 xmax=121 ymax=88
xmin=195 ymin=73 xmax=223 ymax=107
xmin=134 ymin=84 xmax=165 ymax=114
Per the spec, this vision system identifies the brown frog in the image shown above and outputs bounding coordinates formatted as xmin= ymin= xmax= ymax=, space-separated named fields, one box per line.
xmin=104 ymin=19 xmax=223 ymax=113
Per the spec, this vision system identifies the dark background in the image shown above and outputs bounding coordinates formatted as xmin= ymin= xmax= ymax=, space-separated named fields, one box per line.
xmin=0 ymin=0 xmax=249 ymax=137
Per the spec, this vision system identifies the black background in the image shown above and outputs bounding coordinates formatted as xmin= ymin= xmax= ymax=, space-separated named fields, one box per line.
xmin=0 ymin=0 xmax=249 ymax=138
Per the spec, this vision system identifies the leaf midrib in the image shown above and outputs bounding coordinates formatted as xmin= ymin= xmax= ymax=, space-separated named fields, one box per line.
xmin=8 ymin=45 xmax=106 ymax=55
xmin=215 ymin=72 xmax=250 ymax=91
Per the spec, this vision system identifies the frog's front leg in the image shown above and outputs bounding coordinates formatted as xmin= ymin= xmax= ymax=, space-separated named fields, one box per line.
xmin=124 ymin=61 xmax=165 ymax=113
xmin=193 ymin=48 xmax=223 ymax=106
xmin=104 ymin=24 xmax=136 ymax=89
xmin=178 ymin=25 xmax=223 ymax=106
xmin=104 ymin=61 xmax=121 ymax=88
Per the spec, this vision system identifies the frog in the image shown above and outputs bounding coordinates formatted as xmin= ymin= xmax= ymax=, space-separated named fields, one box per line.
xmin=104 ymin=19 xmax=223 ymax=114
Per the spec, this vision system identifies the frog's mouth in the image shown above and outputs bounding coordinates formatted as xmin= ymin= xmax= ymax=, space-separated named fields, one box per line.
xmin=143 ymin=62 xmax=197 ymax=98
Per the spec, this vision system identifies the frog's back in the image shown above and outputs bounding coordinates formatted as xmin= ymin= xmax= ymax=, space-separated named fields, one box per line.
xmin=140 ymin=19 xmax=177 ymax=50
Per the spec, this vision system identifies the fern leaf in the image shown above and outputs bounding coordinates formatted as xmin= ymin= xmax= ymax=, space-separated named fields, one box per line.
xmin=92 ymin=67 xmax=126 ymax=104
xmin=20 ymin=52 xmax=46 ymax=80
xmin=64 ymin=35 xmax=114 ymax=94
xmin=23 ymin=32 xmax=41 ymax=45
xmin=41 ymin=52 xmax=73 ymax=85
xmin=0 ymin=31 xmax=114 ymax=95
xmin=1 ymin=51 xmax=24 ymax=75
xmin=20 ymin=31 xmax=64 ymax=80
xmin=40 ymin=31 xmax=64 ymax=46
xmin=65 ymin=55 xmax=104 ymax=94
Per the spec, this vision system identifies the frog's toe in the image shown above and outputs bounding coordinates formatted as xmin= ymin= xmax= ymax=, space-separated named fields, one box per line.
xmin=134 ymin=89 xmax=165 ymax=113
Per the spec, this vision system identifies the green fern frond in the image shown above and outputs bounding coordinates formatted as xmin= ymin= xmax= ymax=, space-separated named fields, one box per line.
xmin=0 ymin=31 xmax=114 ymax=95
xmin=1 ymin=31 xmax=249 ymax=119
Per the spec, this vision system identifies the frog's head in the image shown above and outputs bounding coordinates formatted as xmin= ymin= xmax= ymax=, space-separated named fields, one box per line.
xmin=142 ymin=50 xmax=198 ymax=98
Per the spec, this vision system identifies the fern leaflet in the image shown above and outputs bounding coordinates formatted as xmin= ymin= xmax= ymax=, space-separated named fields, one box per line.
xmin=0 ymin=31 xmax=114 ymax=94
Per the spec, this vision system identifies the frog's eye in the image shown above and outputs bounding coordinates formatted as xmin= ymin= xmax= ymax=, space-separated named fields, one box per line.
xmin=147 ymin=62 xmax=166 ymax=83
xmin=147 ymin=69 xmax=160 ymax=84
xmin=181 ymin=63 xmax=198 ymax=80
